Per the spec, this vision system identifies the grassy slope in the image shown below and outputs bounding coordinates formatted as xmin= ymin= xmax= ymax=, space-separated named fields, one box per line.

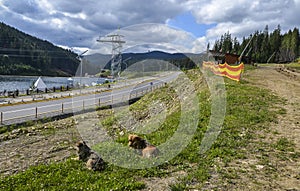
xmin=0 ymin=66 xmax=285 ymax=190
xmin=287 ymin=62 xmax=300 ymax=71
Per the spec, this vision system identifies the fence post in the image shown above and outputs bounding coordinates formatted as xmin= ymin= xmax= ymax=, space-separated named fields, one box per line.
xmin=1 ymin=112 xmax=3 ymax=124
xmin=62 ymin=103 xmax=64 ymax=113
xmin=35 ymin=107 xmax=38 ymax=118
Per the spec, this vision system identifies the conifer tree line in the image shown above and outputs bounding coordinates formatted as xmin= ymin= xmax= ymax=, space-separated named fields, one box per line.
xmin=212 ymin=25 xmax=300 ymax=63
xmin=0 ymin=22 xmax=79 ymax=76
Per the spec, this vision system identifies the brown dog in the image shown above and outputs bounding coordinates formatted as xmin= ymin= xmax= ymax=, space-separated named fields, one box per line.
xmin=75 ymin=141 xmax=105 ymax=171
xmin=75 ymin=141 xmax=92 ymax=162
xmin=86 ymin=153 xmax=105 ymax=171
xmin=128 ymin=134 xmax=159 ymax=158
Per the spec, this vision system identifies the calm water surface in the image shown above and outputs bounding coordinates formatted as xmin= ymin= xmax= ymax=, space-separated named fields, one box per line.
xmin=0 ymin=75 xmax=108 ymax=92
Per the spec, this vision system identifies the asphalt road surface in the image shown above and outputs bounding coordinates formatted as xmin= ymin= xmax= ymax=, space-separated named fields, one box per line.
xmin=0 ymin=72 xmax=180 ymax=125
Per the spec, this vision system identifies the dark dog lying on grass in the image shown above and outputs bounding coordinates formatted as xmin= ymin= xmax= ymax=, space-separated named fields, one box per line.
xmin=75 ymin=141 xmax=105 ymax=171
xmin=128 ymin=134 xmax=159 ymax=158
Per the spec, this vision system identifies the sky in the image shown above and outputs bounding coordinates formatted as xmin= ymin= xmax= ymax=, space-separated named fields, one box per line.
xmin=0 ymin=0 xmax=300 ymax=54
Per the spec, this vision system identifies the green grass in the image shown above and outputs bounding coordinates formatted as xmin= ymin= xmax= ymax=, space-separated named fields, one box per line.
xmin=0 ymin=68 xmax=286 ymax=190
xmin=0 ymin=159 xmax=145 ymax=191
xmin=287 ymin=62 xmax=300 ymax=71
xmin=272 ymin=137 xmax=295 ymax=152
xmin=257 ymin=62 xmax=300 ymax=72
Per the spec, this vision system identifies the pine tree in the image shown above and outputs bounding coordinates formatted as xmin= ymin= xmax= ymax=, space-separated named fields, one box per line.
xmin=233 ymin=37 xmax=240 ymax=54
xmin=291 ymin=28 xmax=299 ymax=60
xmin=261 ymin=25 xmax=270 ymax=62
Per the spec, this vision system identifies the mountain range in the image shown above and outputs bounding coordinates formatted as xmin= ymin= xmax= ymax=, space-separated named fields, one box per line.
xmin=84 ymin=51 xmax=205 ymax=75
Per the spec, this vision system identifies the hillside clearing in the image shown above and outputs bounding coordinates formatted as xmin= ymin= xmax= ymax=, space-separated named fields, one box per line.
xmin=0 ymin=65 xmax=299 ymax=190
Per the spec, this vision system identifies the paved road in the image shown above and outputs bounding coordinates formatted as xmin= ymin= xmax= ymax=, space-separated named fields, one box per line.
xmin=0 ymin=72 xmax=180 ymax=125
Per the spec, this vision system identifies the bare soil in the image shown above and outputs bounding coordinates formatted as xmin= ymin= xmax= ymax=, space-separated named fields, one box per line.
xmin=0 ymin=118 xmax=81 ymax=176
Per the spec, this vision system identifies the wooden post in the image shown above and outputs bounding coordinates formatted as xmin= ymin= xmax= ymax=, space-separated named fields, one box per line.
xmin=1 ymin=112 xmax=3 ymax=124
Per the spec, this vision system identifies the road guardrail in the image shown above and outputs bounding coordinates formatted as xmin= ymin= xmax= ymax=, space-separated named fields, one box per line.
xmin=0 ymin=82 xmax=165 ymax=125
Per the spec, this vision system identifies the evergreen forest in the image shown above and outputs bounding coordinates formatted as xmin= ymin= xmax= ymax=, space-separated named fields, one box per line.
xmin=212 ymin=25 xmax=300 ymax=63
xmin=0 ymin=22 xmax=79 ymax=76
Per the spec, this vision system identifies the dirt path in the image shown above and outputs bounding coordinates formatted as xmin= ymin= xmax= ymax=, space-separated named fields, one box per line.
xmin=215 ymin=66 xmax=300 ymax=190
xmin=249 ymin=66 xmax=300 ymax=147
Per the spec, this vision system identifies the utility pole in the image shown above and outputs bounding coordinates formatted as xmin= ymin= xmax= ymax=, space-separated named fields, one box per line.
xmin=77 ymin=50 xmax=88 ymax=94
xmin=239 ymin=35 xmax=254 ymax=63
xmin=97 ymin=33 xmax=126 ymax=78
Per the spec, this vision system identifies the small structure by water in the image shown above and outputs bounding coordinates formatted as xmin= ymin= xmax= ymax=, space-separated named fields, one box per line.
xmin=67 ymin=77 xmax=74 ymax=87
xmin=33 ymin=77 xmax=47 ymax=91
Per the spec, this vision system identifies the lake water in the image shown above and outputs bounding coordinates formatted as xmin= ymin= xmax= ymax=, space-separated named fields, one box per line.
xmin=0 ymin=75 xmax=109 ymax=92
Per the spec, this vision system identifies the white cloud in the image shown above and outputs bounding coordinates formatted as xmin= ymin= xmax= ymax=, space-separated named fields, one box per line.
xmin=188 ymin=0 xmax=299 ymax=41
xmin=0 ymin=0 xmax=188 ymax=51
xmin=0 ymin=0 xmax=299 ymax=54
xmin=92 ymin=23 xmax=204 ymax=54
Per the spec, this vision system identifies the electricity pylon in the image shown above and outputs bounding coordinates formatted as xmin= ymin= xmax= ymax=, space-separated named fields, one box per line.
xmin=97 ymin=34 xmax=125 ymax=78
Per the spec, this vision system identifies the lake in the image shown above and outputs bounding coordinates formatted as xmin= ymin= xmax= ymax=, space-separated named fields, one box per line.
xmin=0 ymin=75 xmax=109 ymax=92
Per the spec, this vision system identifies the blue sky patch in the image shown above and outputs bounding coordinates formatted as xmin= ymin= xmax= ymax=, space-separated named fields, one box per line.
xmin=167 ymin=11 xmax=216 ymax=37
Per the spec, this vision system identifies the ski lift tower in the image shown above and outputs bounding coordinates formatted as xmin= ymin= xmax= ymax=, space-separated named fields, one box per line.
xmin=97 ymin=33 xmax=126 ymax=78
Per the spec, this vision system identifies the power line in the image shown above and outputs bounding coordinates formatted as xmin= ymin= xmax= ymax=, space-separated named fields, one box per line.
xmin=0 ymin=54 xmax=77 ymax=59
xmin=0 ymin=48 xmax=75 ymax=53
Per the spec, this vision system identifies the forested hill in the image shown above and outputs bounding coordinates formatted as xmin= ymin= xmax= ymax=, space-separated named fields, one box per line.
xmin=0 ymin=22 xmax=79 ymax=76
xmin=212 ymin=25 xmax=300 ymax=63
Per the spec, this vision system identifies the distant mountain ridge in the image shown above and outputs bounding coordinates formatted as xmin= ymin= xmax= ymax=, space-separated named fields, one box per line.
xmin=84 ymin=51 xmax=204 ymax=74
xmin=0 ymin=22 xmax=79 ymax=76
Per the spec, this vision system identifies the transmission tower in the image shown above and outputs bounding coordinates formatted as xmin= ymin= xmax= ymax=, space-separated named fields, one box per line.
xmin=97 ymin=34 xmax=126 ymax=78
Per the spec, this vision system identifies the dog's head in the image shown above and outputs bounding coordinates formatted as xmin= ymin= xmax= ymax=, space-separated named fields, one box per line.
xmin=128 ymin=134 xmax=147 ymax=149
xmin=75 ymin=140 xmax=92 ymax=161
xmin=76 ymin=140 xmax=85 ymax=148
